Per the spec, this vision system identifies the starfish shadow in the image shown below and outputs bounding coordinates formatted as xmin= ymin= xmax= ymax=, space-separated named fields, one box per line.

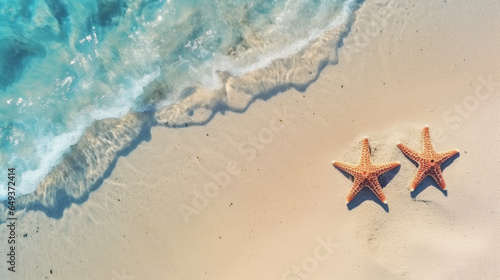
xmin=410 ymin=152 xmax=460 ymax=199
xmin=410 ymin=177 xmax=447 ymax=198
xmin=334 ymin=165 xmax=401 ymax=212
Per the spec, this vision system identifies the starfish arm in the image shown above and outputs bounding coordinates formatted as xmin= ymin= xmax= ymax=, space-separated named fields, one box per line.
xmin=346 ymin=177 xmax=364 ymax=204
xmin=397 ymin=143 xmax=421 ymax=163
xmin=422 ymin=126 xmax=435 ymax=153
xmin=372 ymin=161 xmax=400 ymax=177
xmin=360 ymin=137 xmax=372 ymax=165
xmin=409 ymin=168 xmax=428 ymax=191
xmin=429 ymin=166 xmax=447 ymax=190
xmin=368 ymin=177 xmax=387 ymax=204
xmin=437 ymin=149 xmax=460 ymax=164
xmin=332 ymin=161 xmax=359 ymax=176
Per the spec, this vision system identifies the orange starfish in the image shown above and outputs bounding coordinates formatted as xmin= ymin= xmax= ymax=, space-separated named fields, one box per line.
xmin=332 ymin=137 xmax=400 ymax=204
xmin=397 ymin=126 xmax=459 ymax=192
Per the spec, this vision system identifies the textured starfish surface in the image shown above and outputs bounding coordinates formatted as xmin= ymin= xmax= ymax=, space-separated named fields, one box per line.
xmin=332 ymin=137 xmax=400 ymax=204
xmin=397 ymin=126 xmax=459 ymax=191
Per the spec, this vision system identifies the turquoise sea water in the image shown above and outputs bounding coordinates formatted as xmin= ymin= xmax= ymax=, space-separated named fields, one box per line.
xmin=0 ymin=0 xmax=354 ymax=199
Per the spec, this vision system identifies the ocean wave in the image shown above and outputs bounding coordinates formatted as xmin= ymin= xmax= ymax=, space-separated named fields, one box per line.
xmin=0 ymin=0 xmax=363 ymax=220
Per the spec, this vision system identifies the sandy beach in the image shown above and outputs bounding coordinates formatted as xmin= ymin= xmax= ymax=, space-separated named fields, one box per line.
xmin=2 ymin=0 xmax=500 ymax=279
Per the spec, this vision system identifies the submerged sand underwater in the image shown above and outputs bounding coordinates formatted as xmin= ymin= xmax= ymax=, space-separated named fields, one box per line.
xmin=1 ymin=0 xmax=500 ymax=279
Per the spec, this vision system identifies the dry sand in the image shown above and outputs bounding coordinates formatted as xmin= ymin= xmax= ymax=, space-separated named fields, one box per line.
xmin=3 ymin=0 xmax=500 ymax=279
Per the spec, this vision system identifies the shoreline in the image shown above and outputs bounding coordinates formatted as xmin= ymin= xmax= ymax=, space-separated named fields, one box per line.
xmin=1 ymin=0 xmax=500 ymax=279
xmin=0 ymin=0 xmax=364 ymax=220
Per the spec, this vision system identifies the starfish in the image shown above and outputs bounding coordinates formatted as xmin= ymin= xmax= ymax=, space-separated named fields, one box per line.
xmin=397 ymin=125 xmax=459 ymax=192
xmin=332 ymin=137 xmax=400 ymax=204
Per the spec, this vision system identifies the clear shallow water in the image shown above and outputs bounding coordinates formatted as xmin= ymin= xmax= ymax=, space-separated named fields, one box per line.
xmin=0 ymin=0 xmax=352 ymax=199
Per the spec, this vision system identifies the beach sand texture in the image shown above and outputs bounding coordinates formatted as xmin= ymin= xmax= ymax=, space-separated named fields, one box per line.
xmin=1 ymin=0 xmax=500 ymax=279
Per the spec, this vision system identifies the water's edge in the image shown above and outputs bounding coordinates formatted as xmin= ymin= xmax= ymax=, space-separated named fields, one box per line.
xmin=0 ymin=0 xmax=365 ymax=222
